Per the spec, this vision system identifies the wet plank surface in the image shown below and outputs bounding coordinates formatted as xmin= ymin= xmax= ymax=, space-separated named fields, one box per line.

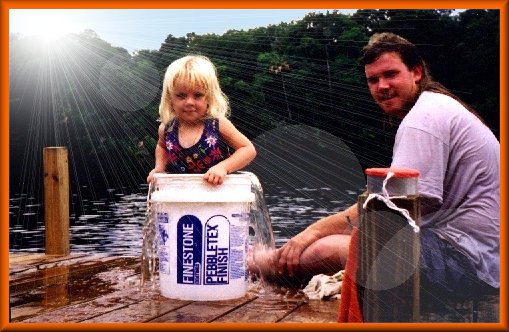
xmin=9 ymin=253 xmax=340 ymax=324
xmin=9 ymin=253 xmax=498 ymax=324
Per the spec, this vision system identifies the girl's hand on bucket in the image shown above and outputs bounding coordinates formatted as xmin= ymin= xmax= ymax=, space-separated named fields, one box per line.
xmin=147 ymin=169 xmax=157 ymax=184
xmin=147 ymin=168 xmax=165 ymax=184
xmin=203 ymin=165 xmax=227 ymax=185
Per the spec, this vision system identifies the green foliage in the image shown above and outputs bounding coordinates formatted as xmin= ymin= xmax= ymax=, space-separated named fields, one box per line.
xmin=9 ymin=9 xmax=500 ymax=194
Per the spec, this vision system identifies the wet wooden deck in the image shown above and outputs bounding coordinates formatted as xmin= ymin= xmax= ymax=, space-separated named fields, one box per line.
xmin=9 ymin=253 xmax=500 ymax=324
xmin=8 ymin=253 xmax=340 ymax=324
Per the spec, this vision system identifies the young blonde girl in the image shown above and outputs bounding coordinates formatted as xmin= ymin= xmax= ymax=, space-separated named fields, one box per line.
xmin=147 ymin=55 xmax=256 ymax=185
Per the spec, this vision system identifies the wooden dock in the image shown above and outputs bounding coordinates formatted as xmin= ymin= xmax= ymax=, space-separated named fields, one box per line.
xmin=9 ymin=252 xmax=501 ymax=325
xmin=9 ymin=253 xmax=340 ymax=324
xmin=12 ymin=149 xmax=498 ymax=325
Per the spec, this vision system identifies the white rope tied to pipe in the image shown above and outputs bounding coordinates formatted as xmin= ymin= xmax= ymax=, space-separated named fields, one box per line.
xmin=362 ymin=171 xmax=420 ymax=233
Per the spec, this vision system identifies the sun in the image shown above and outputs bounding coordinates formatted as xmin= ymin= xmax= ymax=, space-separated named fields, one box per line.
xmin=12 ymin=10 xmax=79 ymax=42
xmin=38 ymin=19 xmax=71 ymax=41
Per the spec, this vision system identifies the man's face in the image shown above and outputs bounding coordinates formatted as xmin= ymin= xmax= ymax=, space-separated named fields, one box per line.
xmin=364 ymin=52 xmax=422 ymax=118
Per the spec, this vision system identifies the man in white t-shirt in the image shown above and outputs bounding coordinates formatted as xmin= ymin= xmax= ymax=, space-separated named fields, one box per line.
xmin=272 ymin=33 xmax=499 ymax=299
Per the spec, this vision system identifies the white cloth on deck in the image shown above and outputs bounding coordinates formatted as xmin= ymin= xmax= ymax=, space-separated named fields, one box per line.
xmin=303 ymin=270 xmax=344 ymax=300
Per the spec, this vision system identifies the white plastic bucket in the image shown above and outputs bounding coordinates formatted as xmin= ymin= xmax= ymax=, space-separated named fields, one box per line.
xmin=151 ymin=173 xmax=255 ymax=301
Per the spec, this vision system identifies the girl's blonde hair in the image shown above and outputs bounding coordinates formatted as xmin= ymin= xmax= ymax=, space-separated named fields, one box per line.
xmin=158 ymin=55 xmax=230 ymax=125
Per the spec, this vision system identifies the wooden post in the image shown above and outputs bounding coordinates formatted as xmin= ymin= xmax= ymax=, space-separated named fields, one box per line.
xmin=43 ymin=147 xmax=70 ymax=255
xmin=357 ymin=193 xmax=420 ymax=322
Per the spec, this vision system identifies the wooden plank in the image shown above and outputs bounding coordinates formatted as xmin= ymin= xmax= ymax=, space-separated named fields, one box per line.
xmin=9 ymin=253 xmax=90 ymax=275
xmin=10 ymin=256 xmax=137 ymax=292
xmin=21 ymin=285 xmax=155 ymax=323
xmin=212 ymin=293 xmax=305 ymax=323
xmin=81 ymin=296 xmax=192 ymax=323
xmin=9 ymin=253 xmax=46 ymax=264
xmin=280 ymin=299 xmax=339 ymax=323
xmin=5 ymin=254 xmax=363 ymax=323
xmin=148 ymin=295 xmax=257 ymax=323
xmin=10 ymin=256 xmax=138 ymax=296
xmin=10 ymin=257 xmax=139 ymax=322
xmin=9 ymin=252 xmax=110 ymax=270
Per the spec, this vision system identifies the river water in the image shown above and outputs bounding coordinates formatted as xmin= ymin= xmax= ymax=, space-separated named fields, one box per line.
xmin=9 ymin=179 xmax=363 ymax=255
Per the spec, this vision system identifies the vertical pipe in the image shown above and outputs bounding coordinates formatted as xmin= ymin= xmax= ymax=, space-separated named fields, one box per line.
xmin=358 ymin=194 xmax=420 ymax=322
xmin=43 ymin=147 xmax=69 ymax=255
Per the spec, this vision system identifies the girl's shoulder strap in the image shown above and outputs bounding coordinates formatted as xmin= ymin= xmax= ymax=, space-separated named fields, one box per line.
xmin=204 ymin=117 xmax=219 ymax=130
xmin=165 ymin=119 xmax=179 ymax=134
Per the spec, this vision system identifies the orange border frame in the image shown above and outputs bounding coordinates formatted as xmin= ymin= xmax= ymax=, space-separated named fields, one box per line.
xmin=1 ymin=0 xmax=507 ymax=331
